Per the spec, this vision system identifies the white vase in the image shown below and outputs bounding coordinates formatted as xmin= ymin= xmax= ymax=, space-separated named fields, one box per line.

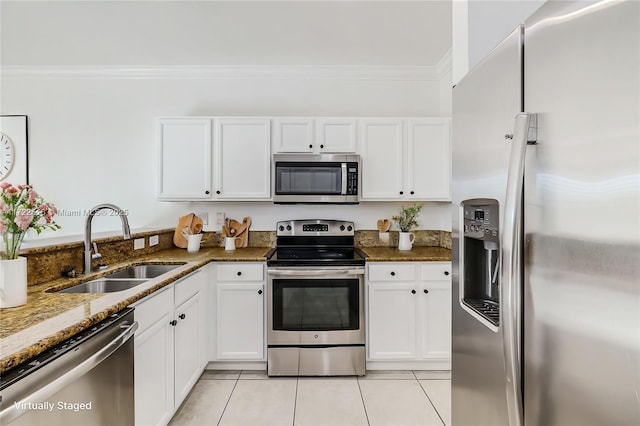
xmin=0 ymin=256 xmax=28 ymax=308
xmin=398 ymin=232 xmax=415 ymax=251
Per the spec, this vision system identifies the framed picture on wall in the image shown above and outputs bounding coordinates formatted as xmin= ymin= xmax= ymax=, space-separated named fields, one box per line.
xmin=0 ymin=115 xmax=29 ymax=184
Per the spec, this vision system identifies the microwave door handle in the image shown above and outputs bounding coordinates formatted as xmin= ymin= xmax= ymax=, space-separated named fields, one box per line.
xmin=341 ymin=163 xmax=347 ymax=195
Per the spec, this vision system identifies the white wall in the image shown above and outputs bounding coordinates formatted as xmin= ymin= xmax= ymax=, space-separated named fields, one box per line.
xmin=453 ymin=0 xmax=545 ymax=84
xmin=1 ymin=1 xmax=453 ymax=238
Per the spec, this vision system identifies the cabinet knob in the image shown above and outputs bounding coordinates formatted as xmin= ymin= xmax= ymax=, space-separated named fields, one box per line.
xmin=410 ymin=191 xmax=415 ymax=195
xmin=444 ymin=271 xmax=450 ymax=276
xmin=205 ymin=190 xmax=210 ymax=195
xmin=390 ymin=271 xmax=396 ymax=276
xmin=309 ymin=144 xmax=313 ymax=149
xmin=170 ymin=320 xmax=178 ymax=326
xmin=423 ymin=289 xmax=429 ymax=294
xmin=237 ymin=271 xmax=242 ymax=276
xmin=320 ymin=144 xmax=324 ymax=149
xmin=399 ymin=191 xmax=404 ymax=195
xmin=216 ymin=190 xmax=221 ymax=195
xmin=411 ymin=289 xmax=416 ymax=294
xmin=258 ymin=289 xmax=263 ymax=295
xmin=179 ymin=313 xmax=186 ymax=320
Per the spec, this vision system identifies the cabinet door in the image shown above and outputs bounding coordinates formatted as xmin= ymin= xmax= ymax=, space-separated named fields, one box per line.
xmin=419 ymin=263 xmax=452 ymax=360
xmin=315 ymin=118 xmax=357 ymax=153
xmin=273 ymin=118 xmax=314 ymax=152
xmin=157 ymin=118 xmax=213 ymax=200
xmin=214 ymin=118 xmax=271 ymax=199
xmin=135 ymin=312 xmax=174 ymax=426
xmin=174 ymin=293 xmax=202 ymax=408
xmin=359 ymin=119 xmax=404 ymax=200
xmin=406 ymin=119 xmax=451 ymax=200
xmin=216 ymin=282 xmax=265 ymax=360
xmin=367 ymin=282 xmax=417 ymax=359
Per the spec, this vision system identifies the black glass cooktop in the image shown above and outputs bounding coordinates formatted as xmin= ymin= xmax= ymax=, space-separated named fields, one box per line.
xmin=267 ymin=246 xmax=366 ymax=267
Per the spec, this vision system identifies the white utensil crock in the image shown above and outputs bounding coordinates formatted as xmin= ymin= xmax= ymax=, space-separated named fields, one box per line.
xmin=225 ymin=237 xmax=239 ymax=251
xmin=187 ymin=234 xmax=203 ymax=253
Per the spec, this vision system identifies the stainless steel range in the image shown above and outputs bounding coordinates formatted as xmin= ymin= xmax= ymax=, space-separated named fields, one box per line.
xmin=266 ymin=219 xmax=365 ymax=376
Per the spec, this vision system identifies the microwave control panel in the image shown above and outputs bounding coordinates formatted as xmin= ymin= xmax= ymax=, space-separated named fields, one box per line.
xmin=347 ymin=163 xmax=358 ymax=195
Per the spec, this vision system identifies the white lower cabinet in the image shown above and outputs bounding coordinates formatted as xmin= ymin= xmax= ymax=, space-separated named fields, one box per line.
xmin=133 ymin=269 xmax=207 ymax=426
xmin=211 ymin=262 xmax=266 ymax=363
xmin=367 ymin=262 xmax=451 ymax=370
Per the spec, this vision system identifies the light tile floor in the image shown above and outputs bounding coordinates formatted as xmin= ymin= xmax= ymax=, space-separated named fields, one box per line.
xmin=170 ymin=370 xmax=451 ymax=426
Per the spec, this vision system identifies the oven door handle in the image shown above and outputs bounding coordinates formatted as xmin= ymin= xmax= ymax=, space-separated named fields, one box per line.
xmin=268 ymin=268 xmax=364 ymax=276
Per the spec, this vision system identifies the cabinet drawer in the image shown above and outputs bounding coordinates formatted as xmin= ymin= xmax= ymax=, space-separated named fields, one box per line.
xmin=421 ymin=263 xmax=451 ymax=281
xmin=216 ymin=263 xmax=264 ymax=282
xmin=175 ymin=270 xmax=203 ymax=306
xmin=134 ymin=285 xmax=173 ymax=335
xmin=368 ymin=264 xmax=416 ymax=281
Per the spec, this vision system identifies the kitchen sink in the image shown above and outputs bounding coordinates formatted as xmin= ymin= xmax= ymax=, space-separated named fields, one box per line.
xmin=53 ymin=263 xmax=185 ymax=294
xmin=105 ymin=263 xmax=183 ymax=279
xmin=56 ymin=278 xmax=147 ymax=294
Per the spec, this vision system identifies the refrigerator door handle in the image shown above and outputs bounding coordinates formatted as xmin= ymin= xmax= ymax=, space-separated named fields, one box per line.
xmin=501 ymin=112 xmax=537 ymax=426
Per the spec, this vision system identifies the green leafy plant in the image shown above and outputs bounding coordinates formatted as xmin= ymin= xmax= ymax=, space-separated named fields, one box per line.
xmin=392 ymin=203 xmax=423 ymax=232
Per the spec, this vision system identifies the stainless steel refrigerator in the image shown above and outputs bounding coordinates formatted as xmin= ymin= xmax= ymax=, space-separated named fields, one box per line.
xmin=451 ymin=1 xmax=639 ymax=425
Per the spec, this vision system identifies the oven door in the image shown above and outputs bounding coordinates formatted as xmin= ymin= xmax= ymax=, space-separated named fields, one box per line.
xmin=267 ymin=267 xmax=365 ymax=345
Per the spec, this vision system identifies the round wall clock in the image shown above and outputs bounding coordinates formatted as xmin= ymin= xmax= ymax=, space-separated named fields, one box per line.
xmin=0 ymin=115 xmax=28 ymax=184
xmin=0 ymin=131 xmax=16 ymax=181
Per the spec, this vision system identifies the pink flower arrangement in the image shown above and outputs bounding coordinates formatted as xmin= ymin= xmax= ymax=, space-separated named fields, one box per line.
xmin=0 ymin=183 xmax=61 ymax=260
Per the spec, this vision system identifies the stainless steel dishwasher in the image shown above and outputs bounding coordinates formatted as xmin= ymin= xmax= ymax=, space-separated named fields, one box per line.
xmin=0 ymin=308 xmax=138 ymax=425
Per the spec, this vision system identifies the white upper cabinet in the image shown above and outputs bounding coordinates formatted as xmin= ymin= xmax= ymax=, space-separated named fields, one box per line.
xmin=157 ymin=117 xmax=271 ymax=201
xmin=273 ymin=118 xmax=314 ymax=153
xmin=315 ymin=118 xmax=357 ymax=153
xmin=214 ymin=118 xmax=271 ymax=199
xmin=273 ymin=117 xmax=357 ymax=153
xmin=359 ymin=118 xmax=451 ymax=201
xmin=406 ymin=119 xmax=451 ymax=201
xmin=359 ymin=119 xmax=404 ymax=200
xmin=157 ymin=118 xmax=213 ymax=200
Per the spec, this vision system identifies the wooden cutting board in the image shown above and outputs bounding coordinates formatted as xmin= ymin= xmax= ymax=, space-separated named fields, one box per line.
xmin=227 ymin=217 xmax=251 ymax=248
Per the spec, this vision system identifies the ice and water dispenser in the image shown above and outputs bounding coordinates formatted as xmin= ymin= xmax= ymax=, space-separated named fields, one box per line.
xmin=461 ymin=199 xmax=500 ymax=326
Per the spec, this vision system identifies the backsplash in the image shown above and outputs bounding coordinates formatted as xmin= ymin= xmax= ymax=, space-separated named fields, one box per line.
xmin=21 ymin=229 xmax=451 ymax=287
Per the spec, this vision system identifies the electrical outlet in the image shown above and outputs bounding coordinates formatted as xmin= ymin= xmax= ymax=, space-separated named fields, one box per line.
xmin=216 ymin=212 xmax=226 ymax=225
xmin=196 ymin=211 xmax=209 ymax=225
xmin=149 ymin=235 xmax=159 ymax=246
xmin=134 ymin=238 xmax=145 ymax=250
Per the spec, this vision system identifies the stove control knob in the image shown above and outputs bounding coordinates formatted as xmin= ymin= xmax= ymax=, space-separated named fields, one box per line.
xmin=279 ymin=225 xmax=285 ymax=231
xmin=347 ymin=225 xmax=353 ymax=231
xmin=286 ymin=225 xmax=292 ymax=231
xmin=340 ymin=225 xmax=345 ymax=231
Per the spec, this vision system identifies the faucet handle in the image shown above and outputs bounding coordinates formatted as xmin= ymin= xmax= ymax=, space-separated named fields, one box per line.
xmin=92 ymin=242 xmax=102 ymax=260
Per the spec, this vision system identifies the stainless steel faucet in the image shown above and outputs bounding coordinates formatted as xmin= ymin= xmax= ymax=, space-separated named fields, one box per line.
xmin=84 ymin=203 xmax=131 ymax=274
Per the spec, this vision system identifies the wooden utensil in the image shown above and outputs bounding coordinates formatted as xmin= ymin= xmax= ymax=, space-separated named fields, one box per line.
xmin=377 ymin=219 xmax=390 ymax=233
xmin=221 ymin=225 xmax=232 ymax=238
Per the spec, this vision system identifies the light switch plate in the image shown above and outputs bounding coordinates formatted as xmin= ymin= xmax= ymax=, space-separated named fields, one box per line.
xmin=149 ymin=235 xmax=159 ymax=246
xmin=134 ymin=238 xmax=145 ymax=250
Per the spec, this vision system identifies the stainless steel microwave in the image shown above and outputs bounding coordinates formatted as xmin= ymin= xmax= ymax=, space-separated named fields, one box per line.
xmin=273 ymin=154 xmax=360 ymax=204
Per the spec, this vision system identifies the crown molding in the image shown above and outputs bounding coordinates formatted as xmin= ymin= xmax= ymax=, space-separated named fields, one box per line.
xmin=1 ymin=64 xmax=443 ymax=81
